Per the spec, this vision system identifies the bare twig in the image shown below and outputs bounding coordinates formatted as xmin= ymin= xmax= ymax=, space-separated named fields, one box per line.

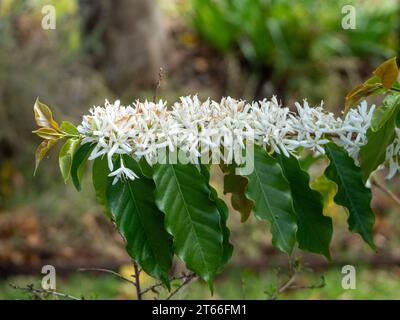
xmin=287 ymin=276 xmax=326 ymax=291
xmin=79 ymin=265 xmax=197 ymax=300
xmin=153 ymin=67 xmax=163 ymax=102
xmin=371 ymin=175 xmax=400 ymax=206
xmin=10 ymin=284 xmax=81 ymax=300
xmin=166 ymin=273 xmax=197 ymax=300
xmin=141 ymin=272 xmax=195 ymax=296
xmin=77 ymin=267 xmax=136 ymax=286
xmin=277 ymin=273 xmax=297 ymax=295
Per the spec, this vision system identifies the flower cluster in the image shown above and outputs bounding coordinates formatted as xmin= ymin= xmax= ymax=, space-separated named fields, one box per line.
xmin=77 ymin=96 xmax=397 ymax=183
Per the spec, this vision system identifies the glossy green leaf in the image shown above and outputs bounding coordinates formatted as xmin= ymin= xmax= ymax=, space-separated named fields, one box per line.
xmin=200 ymin=165 xmax=233 ymax=270
xmin=60 ymin=121 xmax=79 ymax=136
xmin=360 ymin=106 xmax=399 ymax=181
xmin=92 ymin=156 xmax=112 ymax=219
xmin=59 ymin=138 xmax=80 ymax=183
xmin=220 ymin=163 xmax=253 ymax=222
xmin=70 ymin=143 xmax=94 ymax=191
xmin=324 ymin=143 xmax=376 ymax=249
xmin=107 ymin=156 xmax=173 ymax=287
xmin=276 ymin=154 xmax=332 ymax=259
xmin=245 ymin=146 xmax=297 ymax=254
xmin=371 ymin=94 xmax=400 ymax=132
xmin=138 ymin=157 xmax=153 ymax=179
xmin=153 ymin=162 xmax=223 ymax=283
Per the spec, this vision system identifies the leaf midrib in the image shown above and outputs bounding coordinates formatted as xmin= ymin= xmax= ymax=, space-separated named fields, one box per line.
xmin=126 ymin=181 xmax=161 ymax=269
xmin=169 ymin=164 xmax=210 ymax=274
xmin=278 ymin=156 xmax=328 ymax=253
xmin=251 ymin=161 xmax=290 ymax=251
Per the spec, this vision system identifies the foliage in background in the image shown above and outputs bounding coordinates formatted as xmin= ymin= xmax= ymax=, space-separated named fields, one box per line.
xmin=189 ymin=0 xmax=399 ymax=103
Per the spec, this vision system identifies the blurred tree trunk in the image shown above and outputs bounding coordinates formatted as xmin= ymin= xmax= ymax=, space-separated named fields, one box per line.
xmin=79 ymin=0 xmax=166 ymax=95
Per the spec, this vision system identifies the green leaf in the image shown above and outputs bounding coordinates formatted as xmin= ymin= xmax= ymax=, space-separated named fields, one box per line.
xmin=92 ymin=156 xmax=112 ymax=219
xmin=59 ymin=138 xmax=80 ymax=183
xmin=70 ymin=143 xmax=94 ymax=191
xmin=373 ymin=56 xmax=398 ymax=89
xmin=153 ymin=162 xmax=223 ymax=283
xmin=245 ymin=146 xmax=297 ymax=254
xmin=360 ymin=106 xmax=399 ymax=181
xmin=200 ymin=165 xmax=233 ymax=271
xmin=276 ymin=154 xmax=332 ymax=259
xmin=324 ymin=143 xmax=376 ymax=249
xmin=33 ymin=98 xmax=59 ymax=129
xmin=107 ymin=156 xmax=173 ymax=287
xmin=220 ymin=163 xmax=253 ymax=222
xmin=371 ymin=94 xmax=400 ymax=132
xmin=34 ymin=139 xmax=58 ymax=175
xmin=60 ymin=121 xmax=79 ymax=136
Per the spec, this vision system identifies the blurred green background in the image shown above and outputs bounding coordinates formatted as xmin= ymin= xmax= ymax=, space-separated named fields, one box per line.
xmin=0 ymin=0 xmax=399 ymax=300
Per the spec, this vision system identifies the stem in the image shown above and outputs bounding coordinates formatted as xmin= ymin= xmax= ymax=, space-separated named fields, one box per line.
xmin=10 ymin=284 xmax=81 ymax=300
xmin=166 ymin=273 xmax=196 ymax=300
xmin=371 ymin=176 xmax=400 ymax=206
xmin=153 ymin=67 xmax=163 ymax=103
xmin=77 ymin=267 xmax=136 ymax=287
xmin=133 ymin=260 xmax=142 ymax=300
xmin=140 ymin=273 xmax=195 ymax=296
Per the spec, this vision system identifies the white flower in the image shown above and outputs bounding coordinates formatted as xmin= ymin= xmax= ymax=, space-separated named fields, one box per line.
xmin=249 ymin=96 xmax=293 ymax=157
xmin=288 ymin=100 xmax=340 ymax=154
xmin=333 ymin=101 xmax=375 ymax=161
xmin=108 ymin=157 xmax=139 ymax=185
xmin=78 ymin=99 xmax=136 ymax=171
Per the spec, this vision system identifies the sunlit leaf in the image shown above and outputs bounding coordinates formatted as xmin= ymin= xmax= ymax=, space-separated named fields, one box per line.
xmin=220 ymin=163 xmax=253 ymax=222
xmin=32 ymin=127 xmax=64 ymax=140
xmin=34 ymin=139 xmax=58 ymax=175
xmin=310 ymin=174 xmax=339 ymax=218
xmin=345 ymin=82 xmax=383 ymax=114
xmin=373 ymin=56 xmax=398 ymax=89
xmin=33 ymin=98 xmax=59 ymax=129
